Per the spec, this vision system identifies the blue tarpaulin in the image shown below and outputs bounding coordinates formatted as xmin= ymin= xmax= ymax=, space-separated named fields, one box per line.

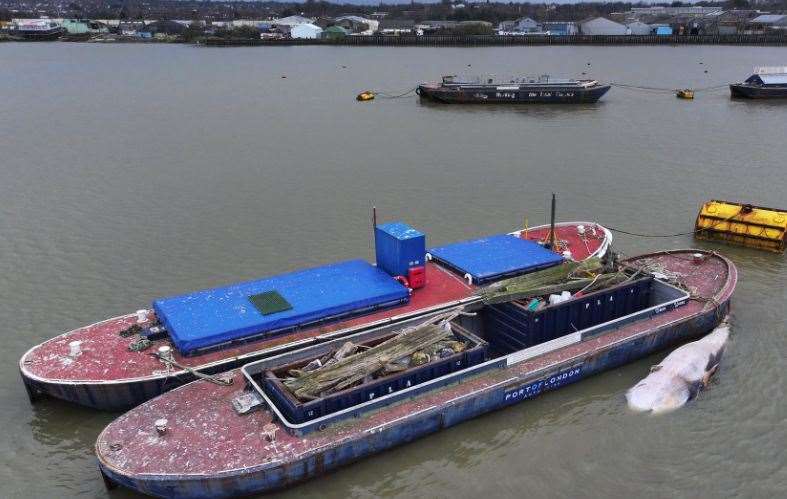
xmin=428 ymin=234 xmax=563 ymax=284
xmin=154 ymin=260 xmax=409 ymax=355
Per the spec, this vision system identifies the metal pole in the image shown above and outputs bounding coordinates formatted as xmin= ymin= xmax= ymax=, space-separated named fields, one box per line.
xmin=370 ymin=205 xmax=377 ymax=254
xmin=548 ymin=193 xmax=556 ymax=250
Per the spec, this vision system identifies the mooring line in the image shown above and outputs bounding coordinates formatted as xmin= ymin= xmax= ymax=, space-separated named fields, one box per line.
xmin=610 ymin=82 xmax=728 ymax=93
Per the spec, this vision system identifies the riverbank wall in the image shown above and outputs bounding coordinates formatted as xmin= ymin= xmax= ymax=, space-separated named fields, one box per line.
xmin=204 ymin=34 xmax=787 ymax=47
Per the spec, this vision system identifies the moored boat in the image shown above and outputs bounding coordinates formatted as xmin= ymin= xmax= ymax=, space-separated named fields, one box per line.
xmin=20 ymin=220 xmax=611 ymax=411
xmin=730 ymin=66 xmax=787 ymax=99
xmin=417 ymin=74 xmax=611 ymax=104
xmin=10 ymin=20 xmax=65 ymax=40
xmin=96 ymin=249 xmax=736 ymax=498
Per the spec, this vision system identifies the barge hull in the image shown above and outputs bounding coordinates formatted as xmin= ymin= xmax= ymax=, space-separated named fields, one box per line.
xmin=418 ymin=85 xmax=610 ymax=103
xmin=22 ymin=372 xmax=170 ymax=411
xmin=730 ymin=84 xmax=787 ymax=99
xmin=20 ymin=300 xmax=468 ymax=410
xmin=98 ymin=292 xmax=731 ymax=497
xmin=23 ymin=223 xmax=609 ymax=411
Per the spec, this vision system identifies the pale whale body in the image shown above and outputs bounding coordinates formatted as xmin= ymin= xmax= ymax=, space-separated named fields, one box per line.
xmin=626 ymin=324 xmax=729 ymax=413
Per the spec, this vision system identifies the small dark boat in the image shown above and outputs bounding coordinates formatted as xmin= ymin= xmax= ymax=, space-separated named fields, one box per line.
xmin=418 ymin=74 xmax=611 ymax=104
xmin=730 ymin=67 xmax=787 ymax=99
xmin=96 ymin=249 xmax=735 ymax=498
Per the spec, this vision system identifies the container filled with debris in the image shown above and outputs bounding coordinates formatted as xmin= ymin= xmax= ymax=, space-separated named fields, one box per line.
xmin=262 ymin=318 xmax=487 ymax=423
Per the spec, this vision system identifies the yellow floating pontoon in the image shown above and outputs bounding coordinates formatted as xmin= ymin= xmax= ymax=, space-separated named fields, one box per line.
xmin=676 ymin=89 xmax=695 ymax=100
xmin=695 ymin=200 xmax=786 ymax=253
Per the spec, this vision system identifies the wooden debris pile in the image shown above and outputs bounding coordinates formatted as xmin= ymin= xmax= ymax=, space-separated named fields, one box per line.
xmin=282 ymin=315 xmax=468 ymax=401
xmin=478 ymin=257 xmax=631 ymax=305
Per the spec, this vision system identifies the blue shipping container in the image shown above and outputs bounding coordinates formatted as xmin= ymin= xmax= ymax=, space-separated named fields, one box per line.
xmin=375 ymin=222 xmax=426 ymax=277
xmin=484 ymin=277 xmax=653 ymax=353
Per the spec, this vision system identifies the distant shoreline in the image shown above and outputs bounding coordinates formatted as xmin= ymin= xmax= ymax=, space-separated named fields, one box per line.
xmin=6 ymin=33 xmax=787 ymax=46
xmin=202 ymin=34 xmax=787 ymax=47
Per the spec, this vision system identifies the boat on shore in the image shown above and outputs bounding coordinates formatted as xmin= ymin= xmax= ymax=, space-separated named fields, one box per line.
xmin=9 ymin=20 xmax=65 ymax=40
xmin=20 ymin=219 xmax=611 ymax=411
xmin=730 ymin=67 xmax=787 ymax=99
xmin=96 ymin=249 xmax=735 ymax=498
xmin=417 ymin=74 xmax=611 ymax=104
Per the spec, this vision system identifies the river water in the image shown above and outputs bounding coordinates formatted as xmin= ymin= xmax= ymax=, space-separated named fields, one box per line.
xmin=1 ymin=43 xmax=785 ymax=498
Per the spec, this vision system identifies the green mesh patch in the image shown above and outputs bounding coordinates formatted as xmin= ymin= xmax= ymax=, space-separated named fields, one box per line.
xmin=249 ymin=291 xmax=292 ymax=315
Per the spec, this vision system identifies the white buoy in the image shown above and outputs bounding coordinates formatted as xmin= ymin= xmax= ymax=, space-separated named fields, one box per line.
xmin=68 ymin=340 xmax=82 ymax=358
xmin=577 ymin=225 xmax=586 ymax=235
xmin=136 ymin=309 xmax=148 ymax=324
xmin=562 ymin=250 xmax=573 ymax=260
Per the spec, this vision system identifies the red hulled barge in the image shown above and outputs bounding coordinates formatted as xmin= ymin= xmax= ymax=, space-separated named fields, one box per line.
xmin=21 ymin=220 xmax=611 ymax=410
xmin=96 ymin=249 xmax=736 ymax=498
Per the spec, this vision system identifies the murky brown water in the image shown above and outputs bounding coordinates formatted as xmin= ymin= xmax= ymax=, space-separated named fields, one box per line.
xmin=1 ymin=43 xmax=785 ymax=498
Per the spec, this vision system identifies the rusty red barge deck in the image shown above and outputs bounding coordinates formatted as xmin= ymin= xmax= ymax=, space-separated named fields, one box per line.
xmin=96 ymin=250 xmax=735 ymax=498
xmin=20 ymin=222 xmax=611 ymax=410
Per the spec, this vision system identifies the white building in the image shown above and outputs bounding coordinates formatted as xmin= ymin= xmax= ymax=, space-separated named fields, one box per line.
xmin=580 ymin=17 xmax=628 ymax=36
xmin=630 ymin=7 xmax=722 ymax=16
xmin=272 ymin=15 xmax=314 ymax=27
xmin=334 ymin=15 xmax=379 ymax=35
xmin=290 ymin=23 xmax=323 ymax=39
xmin=626 ymin=21 xmax=652 ymax=35
xmin=271 ymin=15 xmax=315 ymax=36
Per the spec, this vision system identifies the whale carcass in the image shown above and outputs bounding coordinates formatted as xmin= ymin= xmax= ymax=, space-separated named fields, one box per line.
xmin=626 ymin=324 xmax=729 ymax=413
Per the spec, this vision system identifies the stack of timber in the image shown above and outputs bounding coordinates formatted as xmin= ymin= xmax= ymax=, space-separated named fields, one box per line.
xmin=478 ymin=257 xmax=630 ymax=305
xmin=282 ymin=314 xmax=464 ymax=401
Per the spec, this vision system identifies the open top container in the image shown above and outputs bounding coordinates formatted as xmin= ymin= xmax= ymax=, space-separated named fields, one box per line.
xmin=483 ymin=276 xmax=655 ymax=355
xmin=242 ymin=272 xmax=689 ymax=436
xmin=261 ymin=325 xmax=488 ymax=424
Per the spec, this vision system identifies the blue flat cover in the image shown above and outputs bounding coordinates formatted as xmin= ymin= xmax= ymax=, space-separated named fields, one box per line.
xmin=153 ymin=260 xmax=409 ymax=355
xmin=429 ymin=234 xmax=563 ymax=284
